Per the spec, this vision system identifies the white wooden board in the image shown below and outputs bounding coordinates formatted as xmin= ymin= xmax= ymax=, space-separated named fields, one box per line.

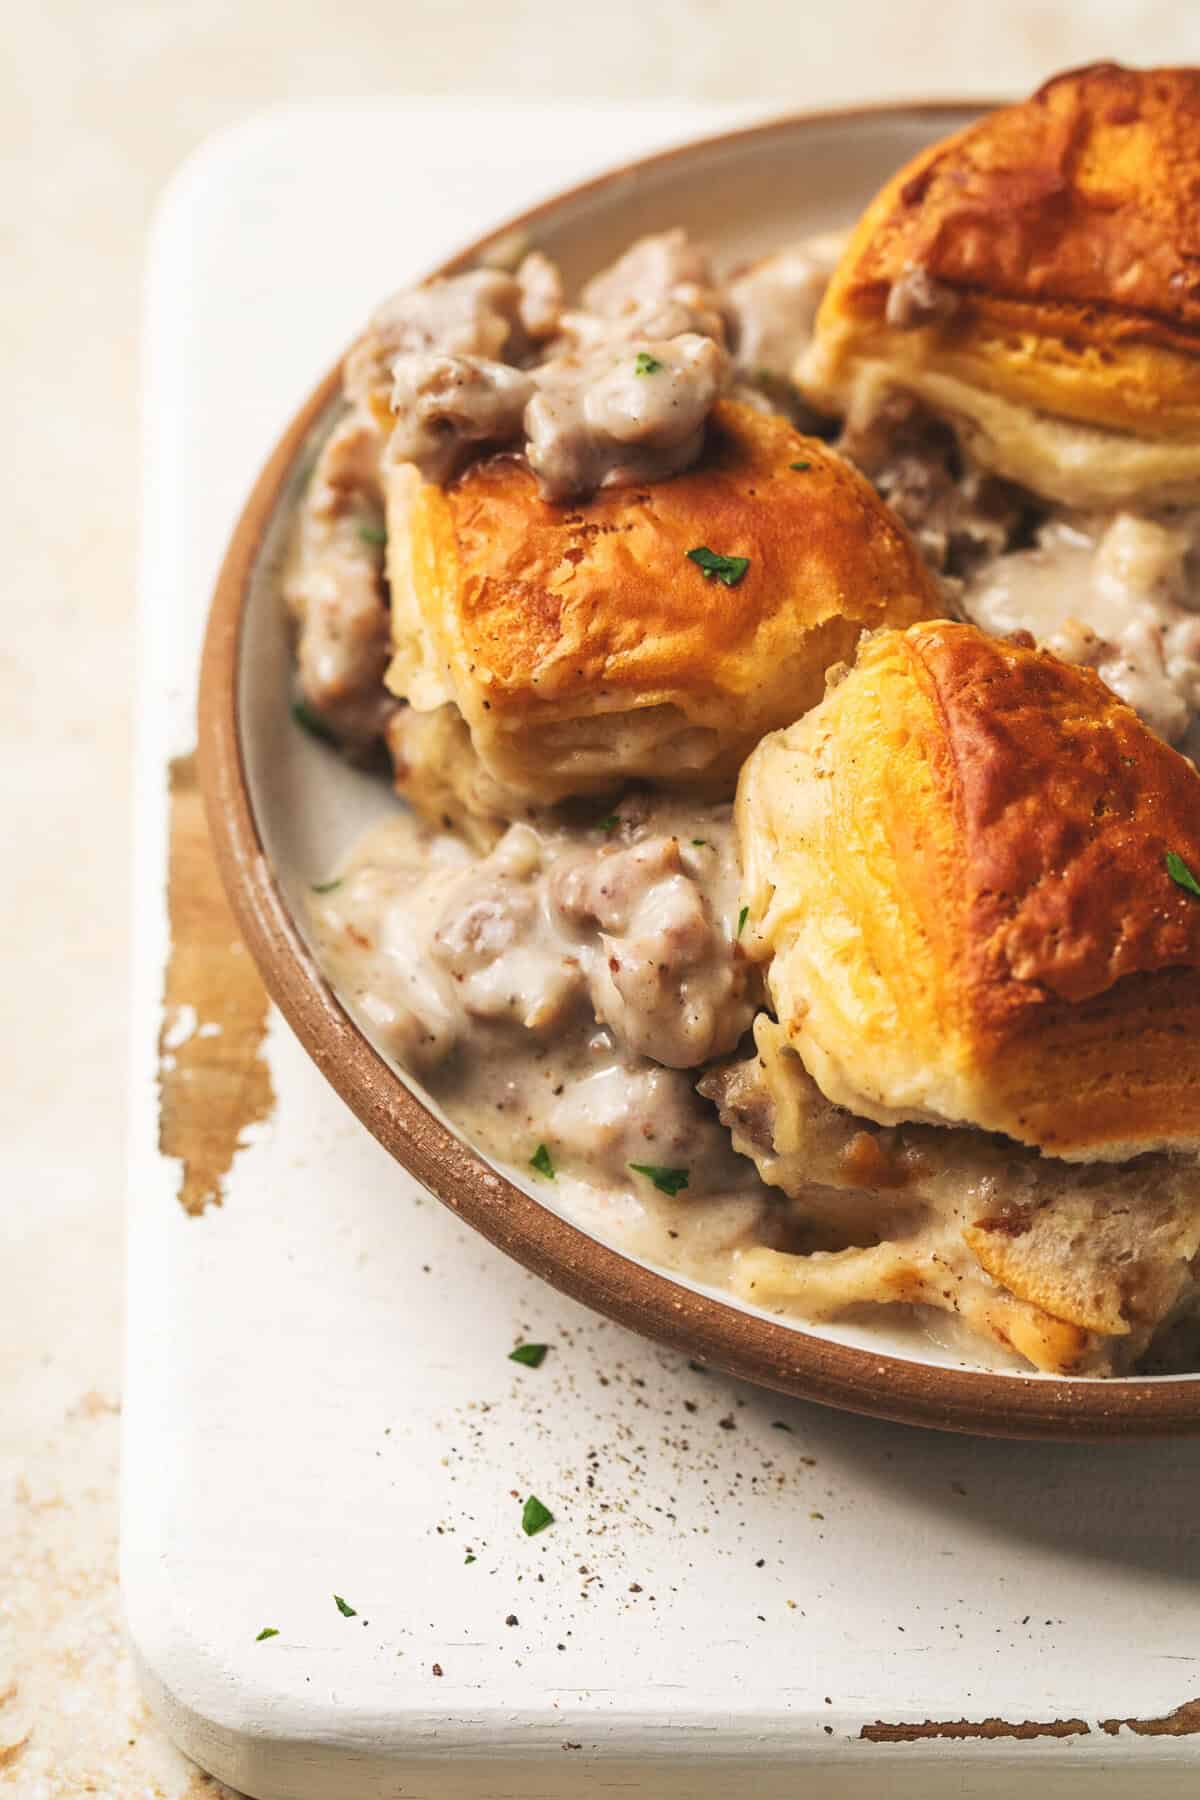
xmin=126 ymin=100 xmax=1200 ymax=1798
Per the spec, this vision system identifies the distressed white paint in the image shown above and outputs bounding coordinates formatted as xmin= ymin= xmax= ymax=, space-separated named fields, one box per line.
xmin=126 ymin=102 xmax=1200 ymax=1799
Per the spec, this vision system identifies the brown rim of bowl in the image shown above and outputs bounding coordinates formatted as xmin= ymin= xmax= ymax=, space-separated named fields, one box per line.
xmin=198 ymin=99 xmax=1200 ymax=1441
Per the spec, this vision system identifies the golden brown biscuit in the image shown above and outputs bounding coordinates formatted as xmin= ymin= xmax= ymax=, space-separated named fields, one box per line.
xmin=804 ymin=64 xmax=1200 ymax=507
xmin=737 ymin=619 xmax=1200 ymax=1160
xmin=383 ymin=399 xmax=941 ymax=824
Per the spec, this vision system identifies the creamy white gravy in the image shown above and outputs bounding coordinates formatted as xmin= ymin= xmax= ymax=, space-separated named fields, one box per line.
xmin=962 ymin=510 xmax=1200 ymax=747
xmin=307 ymin=796 xmax=1045 ymax=1368
xmin=311 ymin=796 xmax=785 ymax=1281
xmin=839 ymin=393 xmax=1200 ymax=750
xmin=308 ymin=795 xmax=1047 ymax=1369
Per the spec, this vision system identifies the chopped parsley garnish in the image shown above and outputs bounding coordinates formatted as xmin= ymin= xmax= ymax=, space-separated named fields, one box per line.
xmin=509 ymin=1342 xmax=549 ymax=1368
xmin=597 ymin=814 xmax=620 ymax=834
xmin=358 ymin=522 xmax=387 ymax=547
xmin=333 ymin=1595 xmax=357 ymax=1618
xmin=464 ymin=1553 xmax=477 ymax=1565
xmin=635 ymin=351 xmax=663 ymax=374
xmin=255 ymin=1626 xmax=279 ymax=1641
xmin=630 ymin=1162 xmax=690 ymax=1197
xmin=687 ymin=546 xmax=750 ymax=587
xmin=529 ymin=1143 xmax=556 ymax=1180
xmin=737 ymin=905 xmax=749 ymax=937
xmin=1166 ymin=851 xmax=1200 ymax=898
xmin=291 ymin=698 xmax=337 ymax=745
xmin=789 ymin=460 xmax=812 ymax=471
xmin=311 ymin=878 xmax=342 ymax=895
xmin=691 ymin=838 xmax=709 ymax=848
xmin=521 ymin=1495 xmax=554 ymax=1536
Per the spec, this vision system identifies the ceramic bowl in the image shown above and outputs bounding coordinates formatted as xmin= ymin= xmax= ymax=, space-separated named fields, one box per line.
xmin=199 ymin=102 xmax=1200 ymax=1438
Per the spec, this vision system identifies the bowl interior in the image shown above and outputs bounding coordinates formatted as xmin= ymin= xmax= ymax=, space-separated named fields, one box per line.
xmin=214 ymin=104 xmax=1200 ymax=1436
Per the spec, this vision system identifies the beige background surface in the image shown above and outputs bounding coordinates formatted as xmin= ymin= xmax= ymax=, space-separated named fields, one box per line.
xmin=5 ymin=4 xmax=1200 ymax=1794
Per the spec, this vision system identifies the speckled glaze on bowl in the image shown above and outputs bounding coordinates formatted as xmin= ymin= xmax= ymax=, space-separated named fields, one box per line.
xmin=199 ymin=101 xmax=1200 ymax=1440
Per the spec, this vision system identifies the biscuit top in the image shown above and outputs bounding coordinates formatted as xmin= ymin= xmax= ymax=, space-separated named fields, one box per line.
xmin=805 ymin=65 xmax=1200 ymax=503
xmin=737 ymin=619 xmax=1200 ymax=1159
xmin=385 ymin=399 xmax=941 ymax=802
xmin=829 ymin=64 xmax=1200 ymax=354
